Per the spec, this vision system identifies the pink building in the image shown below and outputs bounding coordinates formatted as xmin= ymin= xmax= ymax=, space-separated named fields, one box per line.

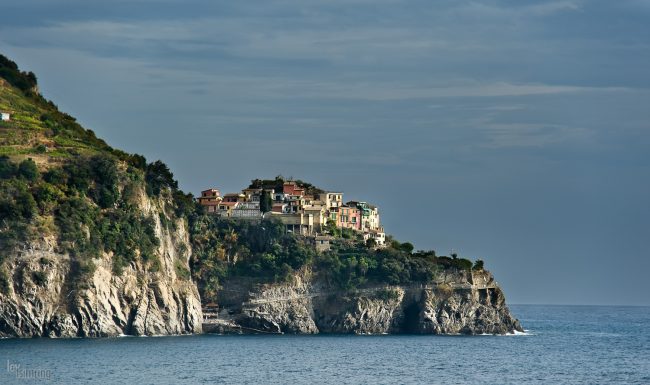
xmin=283 ymin=182 xmax=305 ymax=196
xmin=272 ymin=202 xmax=289 ymax=213
xmin=334 ymin=206 xmax=361 ymax=231
xmin=197 ymin=188 xmax=221 ymax=214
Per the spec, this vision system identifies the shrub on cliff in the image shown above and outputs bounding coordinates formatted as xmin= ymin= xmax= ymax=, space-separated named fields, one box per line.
xmin=0 ymin=179 xmax=37 ymax=221
xmin=0 ymin=54 xmax=38 ymax=93
xmin=18 ymin=158 xmax=39 ymax=181
xmin=0 ymin=156 xmax=17 ymax=178
xmin=145 ymin=160 xmax=177 ymax=196
xmin=376 ymin=288 xmax=400 ymax=301
xmin=0 ymin=154 xmax=168 ymax=276
xmin=189 ymin=216 xmax=317 ymax=295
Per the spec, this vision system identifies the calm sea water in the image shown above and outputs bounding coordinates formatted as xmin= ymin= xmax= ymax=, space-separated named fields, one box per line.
xmin=1 ymin=305 xmax=649 ymax=384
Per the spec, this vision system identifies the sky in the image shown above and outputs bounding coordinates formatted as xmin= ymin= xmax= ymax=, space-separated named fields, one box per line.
xmin=1 ymin=0 xmax=649 ymax=305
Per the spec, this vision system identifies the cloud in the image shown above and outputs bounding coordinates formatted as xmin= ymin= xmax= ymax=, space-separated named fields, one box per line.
xmin=312 ymin=81 xmax=627 ymax=101
xmin=456 ymin=0 xmax=582 ymax=18
xmin=479 ymin=123 xmax=591 ymax=148
xmin=527 ymin=1 xmax=582 ymax=15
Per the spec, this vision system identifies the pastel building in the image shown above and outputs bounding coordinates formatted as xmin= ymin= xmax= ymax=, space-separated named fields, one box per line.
xmin=347 ymin=201 xmax=382 ymax=232
xmin=272 ymin=202 xmax=289 ymax=214
xmin=217 ymin=201 xmax=238 ymax=217
xmin=222 ymin=193 xmax=245 ymax=203
xmin=314 ymin=192 xmax=343 ymax=210
xmin=276 ymin=212 xmax=314 ymax=235
xmin=274 ymin=192 xmax=289 ymax=202
xmin=197 ymin=189 xmax=222 ymax=214
xmin=198 ymin=182 xmax=383 ymax=242
xmin=242 ymin=188 xmax=263 ymax=202
xmin=286 ymin=195 xmax=306 ymax=213
xmin=332 ymin=205 xmax=361 ymax=231
xmin=304 ymin=205 xmax=327 ymax=233
xmin=363 ymin=231 xmax=386 ymax=247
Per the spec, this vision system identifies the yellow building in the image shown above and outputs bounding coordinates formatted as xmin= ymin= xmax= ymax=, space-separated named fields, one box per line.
xmin=273 ymin=212 xmax=315 ymax=235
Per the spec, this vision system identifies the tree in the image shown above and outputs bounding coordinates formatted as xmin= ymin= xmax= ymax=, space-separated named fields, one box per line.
xmin=90 ymin=155 xmax=119 ymax=208
xmin=400 ymin=242 xmax=414 ymax=253
xmin=260 ymin=189 xmax=273 ymax=214
xmin=325 ymin=220 xmax=339 ymax=237
xmin=145 ymin=160 xmax=177 ymax=195
xmin=0 ymin=156 xmax=17 ymax=179
xmin=18 ymin=158 xmax=39 ymax=181
xmin=473 ymin=259 xmax=484 ymax=271
xmin=127 ymin=154 xmax=147 ymax=170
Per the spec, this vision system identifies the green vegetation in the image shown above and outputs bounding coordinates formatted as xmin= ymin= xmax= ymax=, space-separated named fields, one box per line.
xmin=175 ymin=259 xmax=191 ymax=280
xmin=376 ymin=288 xmax=400 ymax=301
xmin=0 ymin=55 xmax=37 ymax=94
xmin=18 ymin=158 xmax=38 ymax=181
xmin=0 ymin=55 xmax=194 ymax=288
xmin=0 ymin=268 xmax=10 ymax=295
xmin=0 ymin=54 xmax=147 ymax=162
xmin=259 ymin=189 xmax=272 ymax=213
xmin=189 ymin=212 xmax=477 ymax=301
xmin=248 ymin=175 xmax=324 ymax=195
xmin=31 ymin=271 xmax=47 ymax=286
xmin=145 ymin=160 xmax=177 ymax=196
xmin=189 ymin=216 xmax=317 ymax=300
xmin=1 ymin=153 xmax=167 ymax=277
xmin=316 ymin=242 xmax=473 ymax=290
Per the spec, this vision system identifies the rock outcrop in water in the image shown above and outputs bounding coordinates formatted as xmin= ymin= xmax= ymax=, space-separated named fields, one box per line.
xmin=203 ymin=268 xmax=522 ymax=335
xmin=0 ymin=191 xmax=202 ymax=338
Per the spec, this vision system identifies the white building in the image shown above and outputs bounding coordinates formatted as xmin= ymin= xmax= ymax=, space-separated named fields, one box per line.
xmin=1 ymin=113 xmax=10 ymax=121
xmin=314 ymin=192 xmax=343 ymax=210
xmin=230 ymin=202 xmax=262 ymax=219
xmin=363 ymin=231 xmax=386 ymax=248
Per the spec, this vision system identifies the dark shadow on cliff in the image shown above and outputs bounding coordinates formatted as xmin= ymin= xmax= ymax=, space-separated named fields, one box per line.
xmin=402 ymin=301 xmax=421 ymax=334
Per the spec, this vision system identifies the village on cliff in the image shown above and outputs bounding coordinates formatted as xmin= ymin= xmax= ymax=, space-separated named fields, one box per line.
xmin=197 ymin=180 xmax=386 ymax=251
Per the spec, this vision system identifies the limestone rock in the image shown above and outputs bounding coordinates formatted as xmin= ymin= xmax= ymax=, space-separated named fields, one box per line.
xmin=210 ymin=269 xmax=523 ymax=335
xmin=0 ymin=193 xmax=202 ymax=338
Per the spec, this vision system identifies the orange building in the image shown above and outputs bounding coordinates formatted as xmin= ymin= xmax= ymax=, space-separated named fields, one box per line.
xmin=197 ymin=188 xmax=221 ymax=214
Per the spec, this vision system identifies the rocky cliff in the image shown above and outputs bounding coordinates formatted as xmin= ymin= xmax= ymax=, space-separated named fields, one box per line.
xmin=203 ymin=268 xmax=522 ymax=335
xmin=0 ymin=191 xmax=202 ymax=338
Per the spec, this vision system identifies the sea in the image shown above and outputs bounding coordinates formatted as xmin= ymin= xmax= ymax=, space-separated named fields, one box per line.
xmin=1 ymin=305 xmax=649 ymax=384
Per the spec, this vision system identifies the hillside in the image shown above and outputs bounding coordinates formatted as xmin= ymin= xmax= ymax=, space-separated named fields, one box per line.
xmin=0 ymin=55 xmax=201 ymax=337
xmin=0 ymin=54 xmax=522 ymax=336
xmin=0 ymin=57 xmax=118 ymax=162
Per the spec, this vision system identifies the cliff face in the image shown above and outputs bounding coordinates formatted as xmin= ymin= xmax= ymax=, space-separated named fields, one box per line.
xmin=0 ymin=192 xmax=202 ymax=338
xmin=204 ymin=269 xmax=522 ymax=335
